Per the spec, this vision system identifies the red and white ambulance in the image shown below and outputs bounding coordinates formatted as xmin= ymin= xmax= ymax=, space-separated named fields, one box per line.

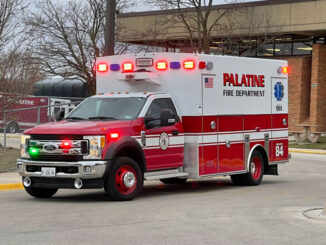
xmin=17 ymin=53 xmax=289 ymax=201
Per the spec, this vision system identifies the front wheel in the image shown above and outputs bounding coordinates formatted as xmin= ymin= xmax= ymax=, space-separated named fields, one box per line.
xmin=104 ymin=157 xmax=143 ymax=201
xmin=24 ymin=186 xmax=58 ymax=198
xmin=231 ymin=151 xmax=264 ymax=186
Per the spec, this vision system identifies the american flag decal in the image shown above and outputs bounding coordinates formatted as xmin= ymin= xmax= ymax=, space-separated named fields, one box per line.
xmin=205 ymin=77 xmax=214 ymax=88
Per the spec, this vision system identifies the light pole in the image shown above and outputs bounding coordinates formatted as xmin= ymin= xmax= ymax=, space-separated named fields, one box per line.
xmin=104 ymin=0 xmax=116 ymax=56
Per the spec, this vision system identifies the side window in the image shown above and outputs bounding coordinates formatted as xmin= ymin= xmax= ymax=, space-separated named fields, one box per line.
xmin=166 ymin=98 xmax=179 ymax=122
xmin=145 ymin=98 xmax=178 ymax=129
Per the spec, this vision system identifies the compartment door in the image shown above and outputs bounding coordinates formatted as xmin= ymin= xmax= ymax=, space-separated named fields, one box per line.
xmin=271 ymin=78 xmax=289 ymax=162
xmin=200 ymin=75 xmax=218 ymax=175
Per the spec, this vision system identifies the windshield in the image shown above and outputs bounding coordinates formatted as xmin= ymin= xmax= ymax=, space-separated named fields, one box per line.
xmin=66 ymin=97 xmax=146 ymax=121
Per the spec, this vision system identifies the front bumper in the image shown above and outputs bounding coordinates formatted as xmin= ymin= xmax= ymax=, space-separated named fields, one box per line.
xmin=17 ymin=158 xmax=107 ymax=179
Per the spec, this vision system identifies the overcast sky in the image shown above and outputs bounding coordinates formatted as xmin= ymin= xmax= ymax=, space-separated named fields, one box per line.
xmin=29 ymin=0 xmax=264 ymax=12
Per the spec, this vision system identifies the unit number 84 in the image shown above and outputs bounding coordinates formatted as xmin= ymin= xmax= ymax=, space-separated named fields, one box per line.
xmin=275 ymin=143 xmax=284 ymax=157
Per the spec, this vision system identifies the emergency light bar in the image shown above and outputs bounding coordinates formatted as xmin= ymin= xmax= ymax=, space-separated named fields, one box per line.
xmin=156 ymin=61 xmax=168 ymax=70
xmin=136 ymin=58 xmax=153 ymax=67
xmin=198 ymin=61 xmax=206 ymax=69
xmin=170 ymin=62 xmax=181 ymax=69
xmin=122 ymin=62 xmax=134 ymax=72
xmin=97 ymin=63 xmax=108 ymax=72
xmin=183 ymin=60 xmax=195 ymax=69
xmin=97 ymin=59 xmax=213 ymax=73
xmin=110 ymin=64 xmax=120 ymax=71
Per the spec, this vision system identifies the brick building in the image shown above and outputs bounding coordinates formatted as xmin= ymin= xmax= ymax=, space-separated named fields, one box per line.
xmin=116 ymin=0 xmax=326 ymax=135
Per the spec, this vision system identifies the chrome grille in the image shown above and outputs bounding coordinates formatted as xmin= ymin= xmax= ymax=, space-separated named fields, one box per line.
xmin=27 ymin=138 xmax=88 ymax=161
xmin=29 ymin=140 xmax=88 ymax=155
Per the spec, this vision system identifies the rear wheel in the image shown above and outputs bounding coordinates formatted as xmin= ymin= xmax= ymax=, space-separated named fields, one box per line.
xmin=231 ymin=151 xmax=264 ymax=186
xmin=104 ymin=157 xmax=143 ymax=201
xmin=24 ymin=186 xmax=58 ymax=198
xmin=160 ymin=178 xmax=187 ymax=184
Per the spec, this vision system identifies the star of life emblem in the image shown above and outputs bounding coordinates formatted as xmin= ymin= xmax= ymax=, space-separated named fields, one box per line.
xmin=274 ymin=82 xmax=284 ymax=101
xmin=159 ymin=132 xmax=169 ymax=150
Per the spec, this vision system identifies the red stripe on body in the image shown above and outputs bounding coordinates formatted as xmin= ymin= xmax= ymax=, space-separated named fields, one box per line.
xmin=218 ymin=115 xmax=243 ymax=132
xmin=272 ymin=114 xmax=288 ymax=129
xmin=244 ymin=114 xmax=271 ymax=131
xmin=182 ymin=116 xmax=202 ymax=133
xmin=182 ymin=114 xmax=288 ymax=133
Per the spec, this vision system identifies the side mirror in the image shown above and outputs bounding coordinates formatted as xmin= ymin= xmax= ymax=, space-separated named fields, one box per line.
xmin=160 ymin=109 xmax=175 ymax=127
xmin=55 ymin=109 xmax=65 ymax=121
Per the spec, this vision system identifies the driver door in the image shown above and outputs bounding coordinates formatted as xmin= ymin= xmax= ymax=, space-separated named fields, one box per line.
xmin=143 ymin=98 xmax=184 ymax=171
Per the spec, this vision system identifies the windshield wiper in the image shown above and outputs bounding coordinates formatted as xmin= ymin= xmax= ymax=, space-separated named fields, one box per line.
xmin=88 ymin=116 xmax=116 ymax=120
xmin=65 ymin=116 xmax=86 ymax=120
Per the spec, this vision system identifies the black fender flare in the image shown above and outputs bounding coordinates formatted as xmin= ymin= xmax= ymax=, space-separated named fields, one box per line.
xmin=104 ymin=136 xmax=146 ymax=176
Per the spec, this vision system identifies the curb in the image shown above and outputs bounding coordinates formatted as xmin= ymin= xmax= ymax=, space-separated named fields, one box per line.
xmin=289 ymin=148 xmax=326 ymax=155
xmin=0 ymin=183 xmax=23 ymax=191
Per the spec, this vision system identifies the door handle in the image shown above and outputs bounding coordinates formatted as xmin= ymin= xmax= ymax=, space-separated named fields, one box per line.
xmin=172 ymin=130 xmax=179 ymax=136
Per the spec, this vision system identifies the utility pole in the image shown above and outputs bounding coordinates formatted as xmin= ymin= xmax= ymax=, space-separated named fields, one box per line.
xmin=104 ymin=0 xmax=116 ymax=56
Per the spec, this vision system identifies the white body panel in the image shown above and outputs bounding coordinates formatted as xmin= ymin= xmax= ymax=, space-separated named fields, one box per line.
xmin=96 ymin=53 xmax=288 ymax=116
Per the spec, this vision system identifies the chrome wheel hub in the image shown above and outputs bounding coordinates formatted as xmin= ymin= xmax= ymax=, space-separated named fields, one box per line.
xmin=123 ymin=172 xmax=136 ymax=188
xmin=250 ymin=162 xmax=256 ymax=173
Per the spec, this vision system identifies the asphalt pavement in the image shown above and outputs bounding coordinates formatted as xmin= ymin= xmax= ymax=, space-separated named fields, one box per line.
xmin=0 ymin=153 xmax=325 ymax=245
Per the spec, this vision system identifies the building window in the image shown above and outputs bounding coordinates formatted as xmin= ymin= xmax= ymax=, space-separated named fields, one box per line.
xmin=293 ymin=41 xmax=312 ymax=55
xmin=257 ymin=43 xmax=274 ymax=57
xmin=275 ymin=42 xmax=292 ymax=56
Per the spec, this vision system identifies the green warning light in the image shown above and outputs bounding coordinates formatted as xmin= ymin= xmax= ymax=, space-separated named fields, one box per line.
xmin=29 ymin=148 xmax=39 ymax=156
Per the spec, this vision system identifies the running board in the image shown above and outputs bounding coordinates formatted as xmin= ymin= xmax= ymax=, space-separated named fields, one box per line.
xmin=144 ymin=169 xmax=189 ymax=181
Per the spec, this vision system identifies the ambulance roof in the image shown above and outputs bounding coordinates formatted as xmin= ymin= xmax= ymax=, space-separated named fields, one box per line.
xmin=92 ymin=92 xmax=168 ymax=99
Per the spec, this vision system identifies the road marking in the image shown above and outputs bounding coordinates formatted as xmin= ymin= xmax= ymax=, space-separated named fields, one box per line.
xmin=0 ymin=183 xmax=23 ymax=191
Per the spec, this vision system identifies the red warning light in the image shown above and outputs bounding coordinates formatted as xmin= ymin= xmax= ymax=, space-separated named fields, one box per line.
xmin=156 ymin=61 xmax=168 ymax=70
xmin=97 ymin=63 xmax=108 ymax=72
xmin=198 ymin=61 xmax=206 ymax=69
xmin=122 ymin=62 xmax=133 ymax=72
xmin=183 ymin=60 xmax=195 ymax=69
xmin=62 ymin=140 xmax=72 ymax=149
xmin=110 ymin=133 xmax=119 ymax=139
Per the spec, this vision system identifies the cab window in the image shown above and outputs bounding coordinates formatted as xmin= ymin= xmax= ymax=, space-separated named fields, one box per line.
xmin=145 ymin=98 xmax=179 ymax=129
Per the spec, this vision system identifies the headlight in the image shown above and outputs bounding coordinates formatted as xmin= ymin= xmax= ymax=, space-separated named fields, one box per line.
xmin=83 ymin=136 xmax=106 ymax=159
xmin=20 ymin=135 xmax=30 ymax=158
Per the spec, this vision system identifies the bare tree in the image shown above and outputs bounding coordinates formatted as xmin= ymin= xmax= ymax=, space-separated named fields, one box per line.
xmin=0 ymin=0 xmax=25 ymax=50
xmin=27 ymin=0 xmax=133 ymax=95
xmin=0 ymin=52 xmax=44 ymax=111
xmin=146 ymin=0 xmax=240 ymax=54
xmin=0 ymin=0 xmax=41 ymax=112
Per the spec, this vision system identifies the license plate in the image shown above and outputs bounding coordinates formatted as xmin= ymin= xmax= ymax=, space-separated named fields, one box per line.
xmin=41 ymin=167 xmax=56 ymax=177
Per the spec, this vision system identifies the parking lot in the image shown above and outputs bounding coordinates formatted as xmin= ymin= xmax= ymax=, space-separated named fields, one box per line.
xmin=0 ymin=153 xmax=325 ymax=245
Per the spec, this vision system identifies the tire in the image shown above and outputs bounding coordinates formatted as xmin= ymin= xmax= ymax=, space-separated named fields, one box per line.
xmin=104 ymin=157 xmax=143 ymax=201
xmin=7 ymin=121 xmax=19 ymax=133
xmin=160 ymin=178 xmax=187 ymax=184
xmin=231 ymin=151 xmax=264 ymax=186
xmin=24 ymin=186 xmax=58 ymax=198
